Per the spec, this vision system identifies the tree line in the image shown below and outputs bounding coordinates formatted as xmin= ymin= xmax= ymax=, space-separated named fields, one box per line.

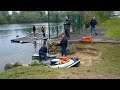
xmin=0 ymin=11 xmax=113 ymax=24
xmin=82 ymin=11 xmax=113 ymax=24
xmin=0 ymin=11 xmax=67 ymax=24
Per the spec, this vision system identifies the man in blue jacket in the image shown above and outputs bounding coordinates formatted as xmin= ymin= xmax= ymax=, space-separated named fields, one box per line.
xmin=59 ymin=33 xmax=68 ymax=56
xmin=39 ymin=45 xmax=47 ymax=61
xmin=90 ymin=17 xmax=97 ymax=35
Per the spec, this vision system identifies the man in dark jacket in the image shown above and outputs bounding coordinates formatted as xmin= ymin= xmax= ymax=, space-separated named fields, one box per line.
xmin=59 ymin=33 xmax=68 ymax=56
xmin=33 ymin=25 xmax=36 ymax=36
xmin=64 ymin=16 xmax=71 ymax=40
xmin=90 ymin=17 xmax=97 ymax=35
xmin=39 ymin=45 xmax=47 ymax=61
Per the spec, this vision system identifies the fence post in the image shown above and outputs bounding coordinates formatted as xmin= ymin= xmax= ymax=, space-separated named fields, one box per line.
xmin=48 ymin=11 xmax=50 ymax=39
xmin=72 ymin=14 xmax=75 ymax=32
xmin=56 ymin=13 xmax=58 ymax=37
xmin=78 ymin=14 xmax=81 ymax=34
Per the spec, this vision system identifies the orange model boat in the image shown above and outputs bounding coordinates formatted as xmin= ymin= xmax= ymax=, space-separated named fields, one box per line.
xmin=79 ymin=35 xmax=92 ymax=43
xmin=58 ymin=57 xmax=70 ymax=64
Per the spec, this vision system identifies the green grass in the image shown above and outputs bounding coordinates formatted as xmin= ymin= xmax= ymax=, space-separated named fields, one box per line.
xmin=87 ymin=43 xmax=120 ymax=76
xmin=97 ymin=18 xmax=120 ymax=38
xmin=0 ymin=43 xmax=120 ymax=79
xmin=0 ymin=66 xmax=57 ymax=79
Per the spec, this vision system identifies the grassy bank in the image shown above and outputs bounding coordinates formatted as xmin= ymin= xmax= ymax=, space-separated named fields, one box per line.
xmin=97 ymin=18 xmax=120 ymax=38
xmin=0 ymin=43 xmax=120 ymax=79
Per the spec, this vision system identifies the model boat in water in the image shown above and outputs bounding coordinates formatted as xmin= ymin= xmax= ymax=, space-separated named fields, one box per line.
xmin=32 ymin=54 xmax=57 ymax=60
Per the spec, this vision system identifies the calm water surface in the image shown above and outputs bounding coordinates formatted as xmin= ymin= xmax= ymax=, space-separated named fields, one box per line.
xmin=0 ymin=23 xmax=54 ymax=72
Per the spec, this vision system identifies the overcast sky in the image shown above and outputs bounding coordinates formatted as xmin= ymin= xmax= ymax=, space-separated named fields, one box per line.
xmin=114 ymin=11 xmax=120 ymax=14
xmin=9 ymin=11 xmax=20 ymax=14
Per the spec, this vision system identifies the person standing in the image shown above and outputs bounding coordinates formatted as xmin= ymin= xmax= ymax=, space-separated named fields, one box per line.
xmin=41 ymin=25 xmax=46 ymax=38
xmin=33 ymin=25 xmax=36 ymax=36
xmin=64 ymin=16 xmax=71 ymax=40
xmin=59 ymin=33 xmax=68 ymax=57
xmin=90 ymin=17 xmax=97 ymax=35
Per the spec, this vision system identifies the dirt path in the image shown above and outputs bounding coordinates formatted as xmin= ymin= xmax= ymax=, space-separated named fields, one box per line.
xmin=55 ymin=45 xmax=110 ymax=79
xmin=67 ymin=45 xmax=101 ymax=66
xmin=56 ymin=46 xmax=119 ymax=79
xmin=53 ymin=29 xmax=120 ymax=43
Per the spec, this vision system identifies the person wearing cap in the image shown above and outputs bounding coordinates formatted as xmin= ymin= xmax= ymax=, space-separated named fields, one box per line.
xmin=63 ymin=16 xmax=71 ymax=40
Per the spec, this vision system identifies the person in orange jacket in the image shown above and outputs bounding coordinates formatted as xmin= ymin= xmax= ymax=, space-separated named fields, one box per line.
xmin=41 ymin=25 xmax=46 ymax=38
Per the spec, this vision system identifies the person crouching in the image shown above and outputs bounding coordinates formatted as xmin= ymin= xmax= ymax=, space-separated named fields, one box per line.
xmin=39 ymin=45 xmax=47 ymax=61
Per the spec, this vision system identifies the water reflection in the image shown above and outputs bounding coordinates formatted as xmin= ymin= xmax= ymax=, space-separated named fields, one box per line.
xmin=0 ymin=23 xmax=62 ymax=72
xmin=33 ymin=40 xmax=44 ymax=55
xmin=0 ymin=30 xmax=12 ymax=38
xmin=33 ymin=41 xmax=37 ymax=54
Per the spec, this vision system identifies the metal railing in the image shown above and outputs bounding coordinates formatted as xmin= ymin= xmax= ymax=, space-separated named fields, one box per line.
xmin=49 ymin=24 xmax=64 ymax=38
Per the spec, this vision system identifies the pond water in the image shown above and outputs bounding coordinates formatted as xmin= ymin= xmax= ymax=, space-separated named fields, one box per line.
xmin=0 ymin=23 xmax=61 ymax=72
